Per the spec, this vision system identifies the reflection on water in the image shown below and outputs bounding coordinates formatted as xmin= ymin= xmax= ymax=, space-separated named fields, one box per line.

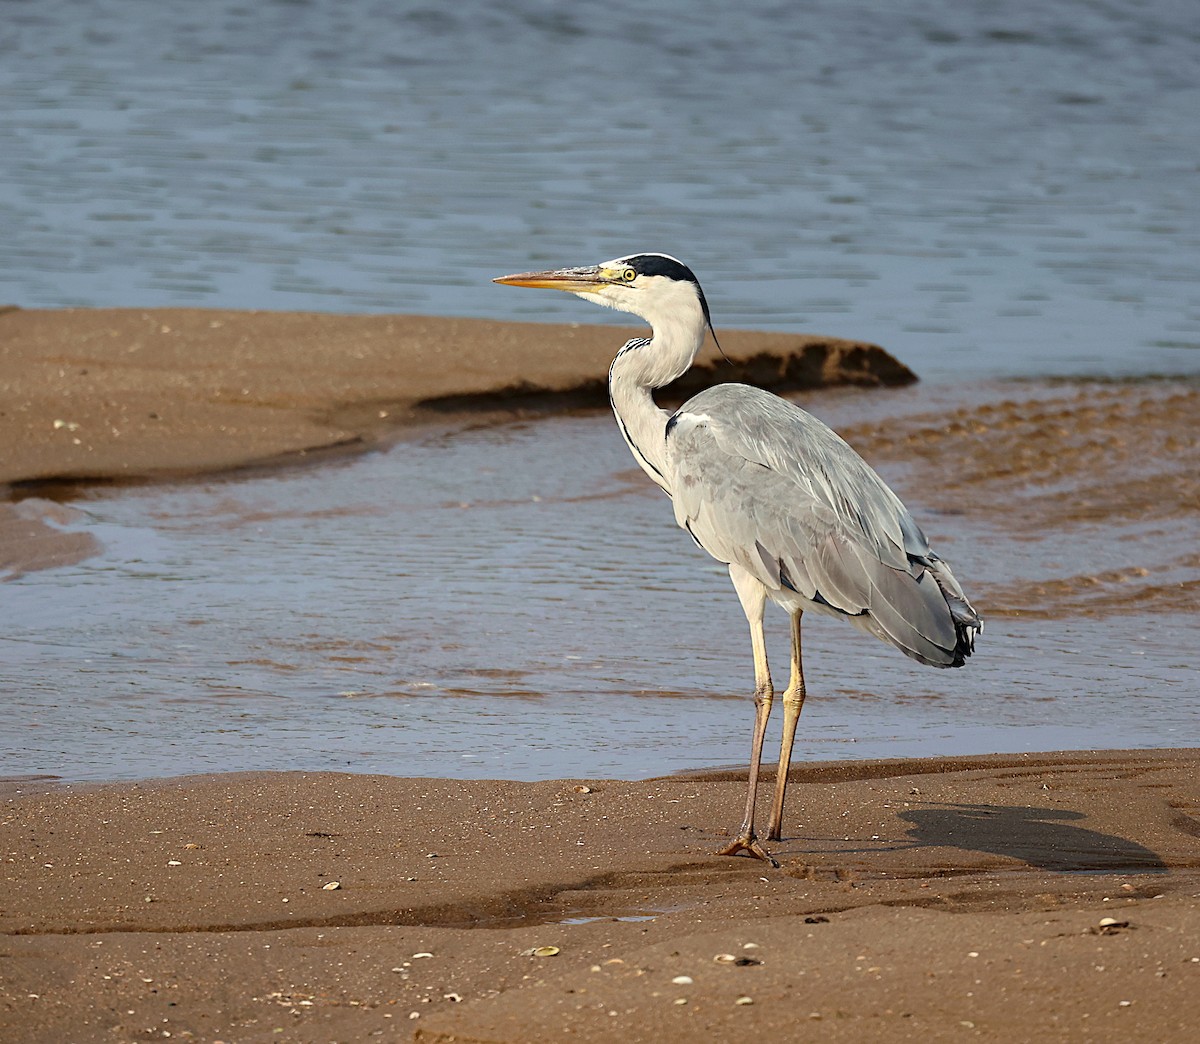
xmin=3 ymin=382 xmax=1197 ymax=783
xmin=2 ymin=0 xmax=1199 ymax=379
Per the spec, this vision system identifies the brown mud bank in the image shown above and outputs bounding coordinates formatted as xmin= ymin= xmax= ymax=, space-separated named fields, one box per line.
xmin=0 ymin=306 xmax=911 ymax=489
xmin=2 ymin=749 xmax=1199 ymax=1041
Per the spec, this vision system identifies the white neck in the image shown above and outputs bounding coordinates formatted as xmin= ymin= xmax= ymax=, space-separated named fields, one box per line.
xmin=606 ymin=289 xmax=708 ymax=492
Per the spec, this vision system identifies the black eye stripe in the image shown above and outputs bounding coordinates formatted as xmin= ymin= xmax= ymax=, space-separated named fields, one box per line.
xmin=620 ymin=254 xmax=698 ymax=283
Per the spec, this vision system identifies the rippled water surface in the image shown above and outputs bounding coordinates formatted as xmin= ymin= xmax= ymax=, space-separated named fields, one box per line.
xmin=3 ymin=1 xmax=1199 ymax=782
xmin=4 ymin=382 xmax=1197 ymax=783
xmin=2 ymin=0 xmax=1199 ymax=379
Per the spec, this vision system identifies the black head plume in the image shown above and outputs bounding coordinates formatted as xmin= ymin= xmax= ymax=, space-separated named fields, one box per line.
xmin=618 ymin=253 xmax=728 ymax=362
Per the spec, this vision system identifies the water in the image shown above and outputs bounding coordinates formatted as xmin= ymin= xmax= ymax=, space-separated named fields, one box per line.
xmin=3 ymin=389 xmax=1197 ymax=783
xmin=1 ymin=0 xmax=1198 ymax=380
xmin=2 ymin=1 xmax=1198 ymax=783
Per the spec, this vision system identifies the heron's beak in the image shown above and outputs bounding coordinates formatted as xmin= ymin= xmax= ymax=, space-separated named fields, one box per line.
xmin=493 ymin=265 xmax=610 ymax=293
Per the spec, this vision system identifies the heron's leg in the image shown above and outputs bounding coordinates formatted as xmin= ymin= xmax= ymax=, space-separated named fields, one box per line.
xmin=717 ymin=565 xmax=779 ymax=867
xmin=766 ymin=610 xmax=806 ymax=841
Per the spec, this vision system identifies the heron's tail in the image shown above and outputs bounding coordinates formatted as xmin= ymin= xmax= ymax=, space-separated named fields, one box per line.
xmin=849 ymin=551 xmax=982 ymax=669
xmin=925 ymin=553 xmax=982 ymax=667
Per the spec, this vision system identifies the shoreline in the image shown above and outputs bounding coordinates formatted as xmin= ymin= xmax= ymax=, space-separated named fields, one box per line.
xmin=3 ymin=749 xmax=1198 ymax=1040
xmin=0 ymin=306 xmax=912 ymax=581
xmin=1 ymin=740 xmax=1192 ymax=794
xmin=0 ymin=306 xmax=912 ymax=491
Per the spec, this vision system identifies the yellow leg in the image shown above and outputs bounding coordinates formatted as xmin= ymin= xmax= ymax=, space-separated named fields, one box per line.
xmin=766 ymin=610 xmax=806 ymax=842
xmin=717 ymin=565 xmax=779 ymax=867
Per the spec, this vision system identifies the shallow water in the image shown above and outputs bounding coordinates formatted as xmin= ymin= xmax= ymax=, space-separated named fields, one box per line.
xmin=4 ymin=382 xmax=1197 ymax=783
xmin=2 ymin=0 xmax=1199 ymax=380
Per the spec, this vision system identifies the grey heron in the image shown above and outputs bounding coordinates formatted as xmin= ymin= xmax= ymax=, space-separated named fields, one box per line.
xmin=494 ymin=253 xmax=982 ymax=866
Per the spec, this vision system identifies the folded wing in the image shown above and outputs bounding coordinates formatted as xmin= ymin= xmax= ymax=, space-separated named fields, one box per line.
xmin=665 ymin=384 xmax=980 ymax=667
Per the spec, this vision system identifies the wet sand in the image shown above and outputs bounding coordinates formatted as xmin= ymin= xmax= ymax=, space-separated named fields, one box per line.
xmin=3 ymin=308 xmax=1199 ymax=1040
xmin=3 ymin=751 xmax=1199 ymax=1042
xmin=830 ymin=378 xmax=1200 ymax=620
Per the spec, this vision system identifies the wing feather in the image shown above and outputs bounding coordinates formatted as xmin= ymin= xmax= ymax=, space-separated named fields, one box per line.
xmin=666 ymin=384 xmax=979 ymax=667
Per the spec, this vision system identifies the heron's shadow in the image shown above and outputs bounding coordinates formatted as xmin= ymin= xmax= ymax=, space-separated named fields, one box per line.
xmin=895 ymin=802 xmax=1167 ymax=872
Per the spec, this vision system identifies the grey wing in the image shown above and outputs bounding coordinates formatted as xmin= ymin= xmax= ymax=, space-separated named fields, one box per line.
xmin=665 ymin=384 xmax=980 ymax=668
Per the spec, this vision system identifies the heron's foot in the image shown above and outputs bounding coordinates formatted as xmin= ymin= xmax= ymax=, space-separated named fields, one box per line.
xmin=717 ymin=833 xmax=780 ymax=869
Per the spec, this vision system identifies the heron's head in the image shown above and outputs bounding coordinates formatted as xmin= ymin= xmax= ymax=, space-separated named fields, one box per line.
xmin=494 ymin=252 xmax=716 ymax=338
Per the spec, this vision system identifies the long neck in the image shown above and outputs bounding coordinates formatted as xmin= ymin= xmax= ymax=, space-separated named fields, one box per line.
xmin=607 ymin=306 xmax=706 ymax=493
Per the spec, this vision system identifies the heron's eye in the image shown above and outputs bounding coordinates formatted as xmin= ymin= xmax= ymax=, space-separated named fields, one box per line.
xmin=622 ymin=268 xmax=637 ymax=282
